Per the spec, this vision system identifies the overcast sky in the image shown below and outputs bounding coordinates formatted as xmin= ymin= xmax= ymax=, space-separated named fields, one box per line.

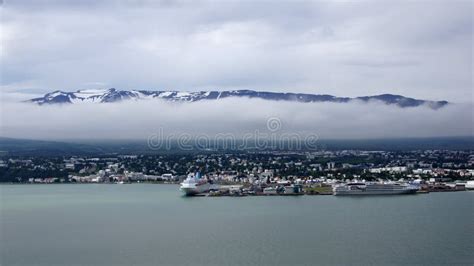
xmin=1 ymin=0 xmax=472 ymax=102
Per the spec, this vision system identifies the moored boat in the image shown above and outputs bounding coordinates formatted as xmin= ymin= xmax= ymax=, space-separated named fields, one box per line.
xmin=333 ymin=182 xmax=418 ymax=196
xmin=179 ymin=172 xmax=213 ymax=196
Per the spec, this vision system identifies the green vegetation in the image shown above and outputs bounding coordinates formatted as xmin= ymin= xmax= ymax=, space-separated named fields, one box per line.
xmin=304 ymin=186 xmax=333 ymax=194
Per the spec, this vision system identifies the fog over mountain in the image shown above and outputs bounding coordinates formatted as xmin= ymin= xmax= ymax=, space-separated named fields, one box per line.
xmin=0 ymin=1 xmax=471 ymax=141
xmin=1 ymin=96 xmax=471 ymax=140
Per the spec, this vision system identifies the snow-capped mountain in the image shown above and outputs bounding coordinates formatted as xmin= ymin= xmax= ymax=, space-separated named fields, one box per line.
xmin=28 ymin=88 xmax=448 ymax=109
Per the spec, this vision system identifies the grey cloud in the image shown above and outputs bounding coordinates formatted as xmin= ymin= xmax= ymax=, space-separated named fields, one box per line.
xmin=0 ymin=0 xmax=472 ymax=103
xmin=342 ymin=59 xmax=421 ymax=68
xmin=0 ymin=98 xmax=472 ymax=140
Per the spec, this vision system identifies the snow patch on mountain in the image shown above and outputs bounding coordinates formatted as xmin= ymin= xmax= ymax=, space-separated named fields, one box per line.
xmin=28 ymin=88 xmax=449 ymax=109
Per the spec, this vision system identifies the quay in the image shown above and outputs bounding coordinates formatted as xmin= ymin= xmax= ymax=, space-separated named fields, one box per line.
xmin=187 ymin=181 xmax=472 ymax=197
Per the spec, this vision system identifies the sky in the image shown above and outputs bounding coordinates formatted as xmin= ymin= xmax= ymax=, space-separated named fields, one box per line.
xmin=1 ymin=0 xmax=472 ymax=102
xmin=0 ymin=0 xmax=472 ymax=140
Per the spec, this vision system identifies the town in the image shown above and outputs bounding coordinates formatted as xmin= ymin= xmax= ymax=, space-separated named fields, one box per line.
xmin=1 ymin=150 xmax=473 ymax=192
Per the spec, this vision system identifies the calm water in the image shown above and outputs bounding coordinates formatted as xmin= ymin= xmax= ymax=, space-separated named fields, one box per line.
xmin=1 ymin=184 xmax=473 ymax=266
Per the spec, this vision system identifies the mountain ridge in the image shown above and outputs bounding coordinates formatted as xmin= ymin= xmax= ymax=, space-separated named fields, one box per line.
xmin=28 ymin=88 xmax=449 ymax=109
xmin=2 ymin=136 xmax=473 ymax=156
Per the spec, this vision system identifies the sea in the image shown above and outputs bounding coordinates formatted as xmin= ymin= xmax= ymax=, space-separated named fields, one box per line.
xmin=1 ymin=184 xmax=473 ymax=266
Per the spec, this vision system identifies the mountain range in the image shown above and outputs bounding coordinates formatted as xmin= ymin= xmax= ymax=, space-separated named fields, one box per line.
xmin=28 ymin=88 xmax=449 ymax=109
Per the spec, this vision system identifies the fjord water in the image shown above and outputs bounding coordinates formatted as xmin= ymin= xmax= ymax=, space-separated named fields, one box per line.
xmin=1 ymin=184 xmax=473 ymax=266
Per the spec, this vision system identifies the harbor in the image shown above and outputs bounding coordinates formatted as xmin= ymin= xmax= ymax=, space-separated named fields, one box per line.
xmin=180 ymin=172 xmax=473 ymax=197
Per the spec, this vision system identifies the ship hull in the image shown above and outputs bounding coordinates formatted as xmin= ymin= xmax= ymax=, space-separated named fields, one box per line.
xmin=180 ymin=183 xmax=211 ymax=196
xmin=334 ymin=189 xmax=417 ymax=196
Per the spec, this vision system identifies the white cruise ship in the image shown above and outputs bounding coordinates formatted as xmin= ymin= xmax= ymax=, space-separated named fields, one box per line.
xmin=333 ymin=182 xmax=418 ymax=196
xmin=179 ymin=172 xmax=212 ymax=196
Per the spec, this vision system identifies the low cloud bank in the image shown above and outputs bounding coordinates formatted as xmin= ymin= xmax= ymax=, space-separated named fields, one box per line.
xmin=0 ymin=97 xmax=472 ymax=140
